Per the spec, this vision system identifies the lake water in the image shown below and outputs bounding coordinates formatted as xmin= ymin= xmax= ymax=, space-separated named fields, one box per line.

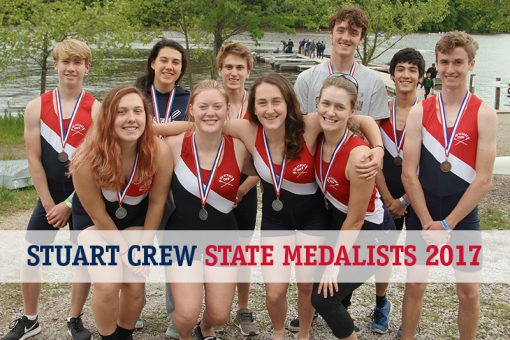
xmin=1 ymin=32 xmax=509 ymax=114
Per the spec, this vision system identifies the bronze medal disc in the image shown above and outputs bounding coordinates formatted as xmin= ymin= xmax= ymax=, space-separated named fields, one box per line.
xmin=393 ymin=156 xmax=402 ymax=166
xmin=440 ymin=160 xmax=452 ymax=173
xmin=57 ymin=151 xmax=69 ymax=163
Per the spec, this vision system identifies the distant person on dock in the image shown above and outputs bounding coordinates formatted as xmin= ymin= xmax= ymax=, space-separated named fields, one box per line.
xmin=281 ymin=40 xmax=288 ymax=53
xmin=317 ymin=41 xmax=325 ymax=58
xmin=421 ymin=72 xmax=434 ymax=99
xmin=426 ymin=63 xmax=437 ymax=79
xmin=401 ymin=31 xmax=497 ymax=340
xmin=1 ymin=39 xmax=100 ymax=340
xmin=310 ymin=40 xmax=317 ymax=58
xmin=299 ymin=39 xmax=306 ymax=55
xmin=287 ymin=39 xmax=294 ymax=53
xmin=305 ymin=39 xmax=311 ymax=57
xmin=293 ymin=5 xmax=390 ymax=335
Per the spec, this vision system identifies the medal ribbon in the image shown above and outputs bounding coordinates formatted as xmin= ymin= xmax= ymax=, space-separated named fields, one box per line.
xmin=438 ymin=91 xmax=470 ymax=159
xmin=319 ymin=129 xmax=349 ymax=195
xmin=116 ymin=153 xmax=139 ymax=206
xmin=55 ymin=88 xmax=84 ymax=151
xmin=151 ymin=85 xmax=176 ymax=123
xmin=262 ymin=130 xmax=287 ymax=199
xmin=328 ymin=61 xmax=357 ymax=76
xmin=236 ymin=90 xmax=248 ymax=119
xmin=192 ymin=133 xmax=224 ymax=207
xmin=391 ymin=97 xmax=418 ymax=155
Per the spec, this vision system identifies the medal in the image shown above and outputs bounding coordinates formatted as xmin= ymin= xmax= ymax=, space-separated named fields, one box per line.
xmin=393 ymin=156 xmax=402 ymax=166
xmin=440 ymin=160 xmax=452 ymax=173
xmin=151 ymin=85 xmax=175 ymax=123
xmin=437 ymin=91 xmax=471 ymax=173
xmin=115 ymin=206 xmax=128 ymax=219
xmin=116 ymin=153 xmax=139 ymax=220
xmin=272 ymin=198 xmax=283 ymax=211
xmin=199 ymin=207 xmax=209 ymax=221
xmin=318 ymin=129 xmax=349 ymax=207
xmin=55 ymin=88 xmax=84 ymax=161
xmin=57 ymin=151 xmax=69 ymax=163
xmin=192 ymin=133 xmax=224 ymax=219
xmin=328 ymin=61 xmax=357 ymax=76
xmin=263 ymin=130 xmax=287 ymax=212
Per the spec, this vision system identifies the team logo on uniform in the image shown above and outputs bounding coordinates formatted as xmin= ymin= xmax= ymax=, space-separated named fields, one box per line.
xmin=292 ymin=164 xmax=308 ymax=177
xmin=219 ymin=174 xmax=235 ymax=187
xmin=326 ymin=177 xmax=339 ymax=190
xmin=70 ymin=123 xmax=86 ymax=136
xmin=454 ymin=132 xmax=470 ymax=146
xmin=171 ymin=109 xmax=182 ymax=120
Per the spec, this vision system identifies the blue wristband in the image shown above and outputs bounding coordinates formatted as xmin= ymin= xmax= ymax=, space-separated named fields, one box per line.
xmin=399 ymin=197 xmax=409 ymax=207
xmin=440 ymin=219 xmax=451 ymax=233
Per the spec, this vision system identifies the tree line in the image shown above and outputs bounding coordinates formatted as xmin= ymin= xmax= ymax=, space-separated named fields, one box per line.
xmin=1 ymin=0 xmax=508 ymax=93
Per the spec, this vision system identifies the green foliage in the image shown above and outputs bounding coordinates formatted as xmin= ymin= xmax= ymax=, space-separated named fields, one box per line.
xmin=0 ymin=113 xmax=24 ymax=145
xmin=351 ymin=0 xmax=449 ymax=65
xmin=0 ymin=187 xmax=37 ymax=216
xmin=422 ymin=0 xmax=510 ymax=33
xmin=0 ymin=0 xmax=158 ymax=94
xmin=284 ymin=0 xmax=338 ymax=31
xmin=161 ymin=0 xmax=298 ymax=79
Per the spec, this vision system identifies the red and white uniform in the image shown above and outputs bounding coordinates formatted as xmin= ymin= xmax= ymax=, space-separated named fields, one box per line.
xmin=39 ymin=90 xmax=94 ymax=185
xmin=166 ymin=131 xmax=241 ymax=230
xmin=253 ymin=126 xmax=327 ymax=231
xmin=420 ymin=95 xmax=481 ymax=196
xmin=315 ymin=134 xmax=384 ymax=224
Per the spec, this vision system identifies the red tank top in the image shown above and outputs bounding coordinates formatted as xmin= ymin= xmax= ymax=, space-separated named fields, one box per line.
xmin=380 ymin=118 xmax=405 ymax=159
xmin=315 ymin=134 xmax=383 ymax=223
xmin=421 ymin=94 xmax=481 ymax=184
xmin=253 ymin=125 xmax=317 ymax=195
xmin=40 ymin=89 xmax=94 ymax=158
xmin=175 ymin=131 xmax=240 ymax=210
xmin=102 ymin=181 xmax=150 ymax=206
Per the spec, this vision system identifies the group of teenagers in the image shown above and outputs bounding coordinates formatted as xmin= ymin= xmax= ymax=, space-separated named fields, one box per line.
xmin=2 ymin=5 xmax=497 ymax=340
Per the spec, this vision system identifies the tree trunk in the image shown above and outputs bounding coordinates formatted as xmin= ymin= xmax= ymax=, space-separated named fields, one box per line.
xmin=40 ymin=61 xmax=48 ymax=94
xmin=210 ymin=32 xmax=223 ymax=79
xmin=40 ymin=34 xmax=50 ymax=94
xmin=362 ymin=38 xmax=369 ymax=66
xmin=179 ymin=6 xmax=194 ymax=90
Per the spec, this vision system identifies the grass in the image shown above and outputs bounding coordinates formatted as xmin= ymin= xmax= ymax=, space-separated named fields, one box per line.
xmin=480 ymin=207 xmax=510 ymax=230
xmin=0 ymin=113 xmax=24 ymax=145
xmin=0 ymin=187 xmax=37 ymax=216
xmin=0 ymin=152 xmax=17 ymax=160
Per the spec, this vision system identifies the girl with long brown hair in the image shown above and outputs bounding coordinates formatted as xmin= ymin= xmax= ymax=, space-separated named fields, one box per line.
xmin=70 ymin=86 xmax=171 ymax=340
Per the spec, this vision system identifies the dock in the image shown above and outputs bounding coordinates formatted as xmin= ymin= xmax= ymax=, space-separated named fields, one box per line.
xmin=256 ymin=52 xmax=321 ymax=71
